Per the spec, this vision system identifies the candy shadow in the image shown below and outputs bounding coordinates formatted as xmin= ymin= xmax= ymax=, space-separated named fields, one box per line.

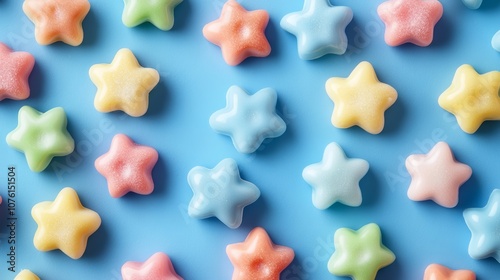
xmin=150 ymin=154 xmax=169 ymax=198
xmin=482 ymin=0 xmax=500 ymax=9
xmin=81 ymin=8 xmax=99 ymax=47
xmin=360 ymin=168 xmax=380 ymax=207
xmin=145 ymin=77 xmax=170 ymax=118
xmin=431 ymin=13 xmax=453 ymax=47
xmin=28 ymin=61 xmax=45 ymax=101
xmin=83 ymin=221 xmax=110 ymax=259
xmin=471 ymin=120 xmax=499 ymax=135
xmin=380 ymin=91 xmax=406 ymax=135
xmin=455 ymin=173 xmax=481 ymax=210
xmin=239 ymin=193 xmax=267 ymax=230
xmin=171 ymin=0 xmax=191 ymax=31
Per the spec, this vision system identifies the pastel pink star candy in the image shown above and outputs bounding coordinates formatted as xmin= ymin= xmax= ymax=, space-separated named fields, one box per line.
xmin=0 ymin=43 xmax=35 ymax=101
xmin=424 ymin=264 xmax=476 ymax=280
xmin=226 ymin=227 xmax=294 ymax=280
xmin=203 ymin=0 xmax=271 ymax=66
xmin=377 ymin=0 xmax=443 ymax=47
xmin=95 ymin=134 xmax=158 ymax=198
xmin=122 ymin=252 xmax=183 ymax=280
xmin=406 ymin=141 xmax=472 ymax=208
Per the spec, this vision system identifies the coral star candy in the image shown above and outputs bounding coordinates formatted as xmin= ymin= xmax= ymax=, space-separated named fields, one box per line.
xmin=438 ymin=64 xmax=500 ymax=134
xmin=122 ymin=252 xmax=183 ymax=280
xmin=122 ymin=0 xmax=183 ymax=31
xmin=0 ymin=43 xmax=35 ymax=101
xmin=31 ymin=187 xmax=101 ymax=259
xmin=325 ymin=61 xmax=397 ymax=134
xmin=226 ymin=227 xmax=294 ymax=280
xmin=203 ymin=0 xmax=271 ymax=66
xmin=22 ymin=0 xmax=90 ymax=46
xmin=89 ymin=48 xmax=160 ymax=117
xmin=377 ymin=0 xmax=443 ymax=47
xmin=424 ymin=264 xmax=476 ymax=280
xmin=95 ymin=134 xmax=158 ymax=198
xmin=406 ymin=142 xmax=472 ymax=208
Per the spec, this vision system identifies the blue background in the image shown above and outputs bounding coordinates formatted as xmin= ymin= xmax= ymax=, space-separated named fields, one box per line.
xmin=1 ymin=0 xmax=500 ymax=279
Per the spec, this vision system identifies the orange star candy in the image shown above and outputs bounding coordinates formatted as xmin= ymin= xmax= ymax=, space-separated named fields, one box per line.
xmin=22 ymin=0 xmax=91 ymax=46
xmin=226 ymin=227 xmax=294 ymax=280
xmin=424 ymin=264 xmax=476 ymax=280
xmin=203 ymin=0 xmax=271 ymax=66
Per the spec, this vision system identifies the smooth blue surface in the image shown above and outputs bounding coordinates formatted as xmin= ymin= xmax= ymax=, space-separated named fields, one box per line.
xmin=0 ymin=0 xmax=500 ymax=279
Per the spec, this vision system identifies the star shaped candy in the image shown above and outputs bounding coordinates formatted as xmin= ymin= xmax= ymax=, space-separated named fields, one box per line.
xmin=122 ymin=252 xmax=183 ymax=280
xmin=14 ymin=270 xmax=40 ymax=280
xmin=464 ymin=189 xmax=500 ymax=262
xmin=424 ymin=264 xmax=476 ymax=280
xmin=22 ymin=0 xmax=90 ymax=46
xmin=406 ymin=141 xmax=472 ymax=208
xmin=325 ymin=61 xmax=397 ymax=134
xmin=438 ymin=64 xmax=500 ymax=134
xmin=492 ymin=30 xmax=500 ymax=52
xmin=31 ymin=187 xmax=101 ymax=259
xmin=209 ymin=86 xmax=286 ymax=154
xmin=226 ymin=227 xmax=294 ymax=280
xmin=95 ymin=134 xmax=158 ymax=198
xmin=377 ymin=0 xmax=443 ymax=47
xmin=122 ymin=0 xmax=183 ymax=31
xmin=328 ymin=223 xmax=395 ymax=280
xmin=6 ymin=106 xmax=75 ymax=172
xmin=203 ymin=0 xmax=271 ymax=66
xmin=462 ymin=0 xmax=482 ymax=9
xmin=89 ymin=48 xmax=160 ymax=117
xmin=187 ymin=158 xmax=260 ymax=229
xmin=280 ymin=0 xmax=353 ymax=60
xmin=0 ymin=43 xmax=35 ymax=101
xmin=302 ymin=142 xmax=369 ymax=210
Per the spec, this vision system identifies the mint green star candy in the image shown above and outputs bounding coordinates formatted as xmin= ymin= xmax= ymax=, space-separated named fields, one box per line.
xmin=6 ymin=106 xmax=74 ymax=172
xmin=122 ymin=0 xmax=183 ymax=31
xmin=328 ymin=223 xmax=395 ymax=280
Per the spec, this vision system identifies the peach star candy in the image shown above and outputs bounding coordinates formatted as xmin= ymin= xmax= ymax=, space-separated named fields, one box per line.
xmin=377 ymin=0 xmax=443 ymax=47
xmin=406 ymin=142 xmax=472 ymax=208
xmin=122 ymin=252 xmax=183 ymax=280
xmin=226 ymin=227 xmax=294 ymax=280
xmin=0 ymin=43 xmax=35 ymax=101
xmin=424 ymin=264 xmax=476 ymax=280
xmin=31 ymin=187 xmax=101 ymax=259
xmin=89 ymin=48 xmax=160 ymax=117
xmin=203 ymin=0 xmax=271 ymax=66
xmin=6 ymin=106 xmax=75 ymax=172
xmin=438 ymin=64 xmax=500 ymax=134
xmin=14 ymin=270 xmax=40 ymax=280
xmin=95 ymin=134 xmax=158 ymax=198
xmin=325 ymin=61 xmax=397 ymax=134
xmin=22 ymin=0 xmax=91 ymax=46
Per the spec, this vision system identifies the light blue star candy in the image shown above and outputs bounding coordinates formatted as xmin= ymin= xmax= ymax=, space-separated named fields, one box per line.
xmin=463 ymin=189 xmax=500 ymax=262
xmin=280 ymin=0 xmax=353 ymax=60
xmin=302 ymin=142 xmax=369 ymax=210
xmin=187 ymin=158 xmax=260 ymax=229
xmin=492 ymin=30 xmax=500 ymax=52
xmin=462 ymin=0 xmax=482 ymax=9
xmin=209 ymin=86 xmax=287 ymax=154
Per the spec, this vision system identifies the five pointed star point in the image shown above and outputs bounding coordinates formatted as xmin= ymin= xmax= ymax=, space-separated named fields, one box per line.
xmin=121 ymin=252 xmax=183 ymax=280
xmin=326 ymin=61 xmax=397 ymax=134
xmin=303 ymin=142 xmax=369 ymax=209
xmin=438 ymin=64 xmax=500 ymax=133
xmin=187 ymin=158 xmax=260 ymax=229
xmin=89 ymin=48 xmax=160 ymax=117
xmin=122 ymin=0 xmax=183 ymax=31
xmin=31 ymin=187 xmax=101 ymax=259
xmin=406 ymin=141 xmax=472 ymax=208
xmin=424 ymin=264 xmax=476 ymax=280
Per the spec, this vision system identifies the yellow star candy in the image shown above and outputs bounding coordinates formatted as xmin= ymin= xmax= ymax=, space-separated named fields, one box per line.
xmin=438 ymin=64 xmax=500 ymax=134
xmin=31 ymin=187 xmax=101 ymax=259
xmin=325 ymin=61 xmax=397 ymax=134
xmin=89 ymin=48 xmax=160 ymax=117
xmin=14 ymin=270 xmax=40 ymax=280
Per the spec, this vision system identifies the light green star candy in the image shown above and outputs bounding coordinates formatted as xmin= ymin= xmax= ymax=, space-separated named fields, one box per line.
xmin=328 ymin=223 xmax=395 ymax=280
xmin=122 ymin=0 xmax=183 ymax=31
xmin=6 ymin=106 xmax=74 ymax=172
